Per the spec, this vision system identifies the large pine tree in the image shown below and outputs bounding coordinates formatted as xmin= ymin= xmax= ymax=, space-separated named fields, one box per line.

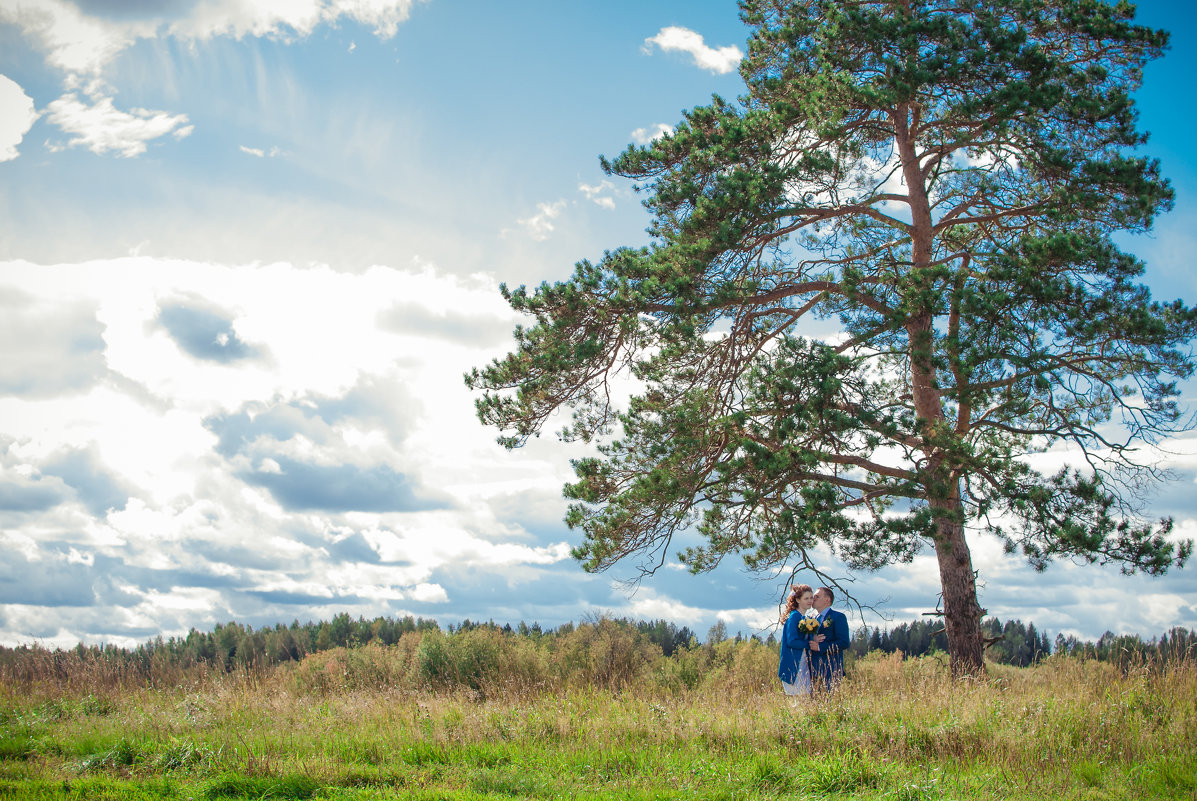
xmin=468 ymin=0 xmax=1195 ymax=674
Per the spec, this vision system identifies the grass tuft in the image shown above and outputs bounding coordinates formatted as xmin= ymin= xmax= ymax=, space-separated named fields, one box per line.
xmin=76 ymin=738 xmax=146 ymax=773
xmin=201 ymin=773 xmax=320 ymax=799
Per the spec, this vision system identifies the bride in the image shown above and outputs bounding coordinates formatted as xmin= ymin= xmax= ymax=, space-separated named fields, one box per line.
xmin=777 ymin=583 xmax=823 ymax=696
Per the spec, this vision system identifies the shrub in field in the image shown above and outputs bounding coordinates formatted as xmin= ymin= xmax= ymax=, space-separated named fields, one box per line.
xmin=489 ymin=631 xmax=552 ymax=694
xmin=650 ymin=644 xmax=707 ymax=691
xmin=289 ymin=642 xmax=410 ymax=695
xmin=647 ymin=637 xmax=776 ymax=696
xmin=700 ymin=638 xmax=777 ymax=697
xmin=551 ymin=617 xmax=662 ymax=689
xmin=416 ymin=627 xmax=507 ymax=692
xmin=419 ymin=626 xmax=552 ymax=694
xmin=290 ymin=627 xmax=550 ymax=696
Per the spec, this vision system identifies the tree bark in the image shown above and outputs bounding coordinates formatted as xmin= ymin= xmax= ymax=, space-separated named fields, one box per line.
xmin=894 ymin=101 xmax=987 ymax=676
xmin=931 ymin=493 xmax=986 ymax=676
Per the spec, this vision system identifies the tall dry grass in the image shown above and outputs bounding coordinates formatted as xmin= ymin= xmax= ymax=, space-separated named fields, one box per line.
xmin=3 ymin=627 xmax=1194 ymax=799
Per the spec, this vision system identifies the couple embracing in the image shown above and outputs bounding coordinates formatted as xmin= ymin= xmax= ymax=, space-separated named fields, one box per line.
xmin=777 ymin=584 xmax=850 ymax=696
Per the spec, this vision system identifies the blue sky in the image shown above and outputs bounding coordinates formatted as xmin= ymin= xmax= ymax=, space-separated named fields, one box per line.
xmin=0 ymin=0 xmax=1194 ymax=648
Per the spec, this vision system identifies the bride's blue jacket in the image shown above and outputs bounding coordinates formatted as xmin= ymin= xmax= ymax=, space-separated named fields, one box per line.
xmin=778 ymin=610 xmax=811 ymax=682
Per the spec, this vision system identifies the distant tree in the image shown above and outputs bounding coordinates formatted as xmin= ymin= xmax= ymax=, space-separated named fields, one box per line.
xmin=314 ymin=623 xmax=333 ymax=652
xmin=850 ymin=626 xmax=871 ymax=657
xmin=469 ymin=0 xmax=1194 ymax=675
xmin=213 ymin=622 xmax=247 ymax=670
xmin=328 ymin=612 xmax=355 ymax=647
xmin=1158 ymin=627 xmax=1196 ymax=662
xmin=637 ymin=618 xmax=688 ymax=656
xmin=675 ymin=626 xmax=698 ymax=652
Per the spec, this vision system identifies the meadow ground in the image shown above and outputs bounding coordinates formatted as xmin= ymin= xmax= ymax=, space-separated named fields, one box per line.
xmin=1 ymin=646 xmax=1193 ymax=800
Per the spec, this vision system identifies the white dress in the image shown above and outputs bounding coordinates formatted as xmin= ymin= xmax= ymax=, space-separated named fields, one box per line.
xmin=795 ymin=648 xmax=812 ymax=693
xmin=782 ymin=641 xmax=813 ymax=695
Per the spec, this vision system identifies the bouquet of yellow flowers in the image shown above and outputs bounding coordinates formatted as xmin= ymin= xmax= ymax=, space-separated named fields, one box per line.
xmin=797 ymin=616 xmax=820 ymax=634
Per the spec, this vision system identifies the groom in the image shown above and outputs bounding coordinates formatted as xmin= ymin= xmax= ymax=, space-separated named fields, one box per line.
xmin=807 ymin=587 xmax=851 ymax=690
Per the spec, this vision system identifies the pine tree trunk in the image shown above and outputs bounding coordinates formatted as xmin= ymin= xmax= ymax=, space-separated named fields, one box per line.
xmin=896 ymin=101 xmax=987 ymax=677
xmin=931 ymin=497 xmax=985 ymax=676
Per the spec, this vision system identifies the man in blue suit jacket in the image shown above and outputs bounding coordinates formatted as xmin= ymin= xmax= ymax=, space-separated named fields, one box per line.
xmin=806 ymin=587 xmax=851 ymax=690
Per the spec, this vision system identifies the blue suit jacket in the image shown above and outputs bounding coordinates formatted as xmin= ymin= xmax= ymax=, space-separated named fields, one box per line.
xmin=807 ymin=608 xmax=850 ymax=684
xmin=777 ymin=611 xmax=810 ymax=683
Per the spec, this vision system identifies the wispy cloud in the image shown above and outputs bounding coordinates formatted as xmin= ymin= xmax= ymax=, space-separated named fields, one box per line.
xmin=579 ymin=180 xmax=615 ymax=209
xmin=0 ymin=75 xmax=40 ymax=162
xmin=165 ymin=0 xmax=422 ymax=43
xmin=643 ymin=26 xmax=742 ymax=74
xmin=514 ymin=200 xmax=566 ymax=241
xmin=239 ymin=144 xmax=280 ymax=158
xmin=45 ymin=92 xmax=191 ymax=157
xmin=0 ymin=0 xmax=423 ymax=76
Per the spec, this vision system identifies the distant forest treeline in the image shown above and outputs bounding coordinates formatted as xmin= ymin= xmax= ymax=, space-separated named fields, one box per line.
xmin=2 ymin=613 xmax=1194 ymax=689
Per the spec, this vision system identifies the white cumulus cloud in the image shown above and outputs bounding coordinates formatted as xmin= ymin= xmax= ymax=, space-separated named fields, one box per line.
xmin=0 ymin=0 xmax=151 ymax=75
xmin=327 ymin=0 xmax=421 ymax=39
xmin=643 ymin=26 xmax=742 ymax=74
xmin=44 ymin=93 xmax=192 ymax=157
xmin=409 ymin=582 xmax=448 ymax=603
xmin=0 ymin=75 xmax=40 ymax=162
xmin=631 ymin=123 xmax=672 ymax=145
xmin=0 ymin=255 xmax=583 ymax=647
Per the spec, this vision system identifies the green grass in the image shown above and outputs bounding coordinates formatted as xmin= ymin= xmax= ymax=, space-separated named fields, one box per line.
xmin=1 ymin=651 xmax=1194 ymax=800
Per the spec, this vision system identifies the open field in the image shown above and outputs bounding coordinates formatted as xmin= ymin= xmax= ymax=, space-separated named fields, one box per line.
xmin=2 ymin=642 xmax=1194 ymax=800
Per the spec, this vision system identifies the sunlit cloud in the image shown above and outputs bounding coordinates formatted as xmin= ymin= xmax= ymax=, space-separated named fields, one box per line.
xmin=44 ymin=92 xmax=191 ymax=157
xmin=0 ymin=255 xmax=581 ymax=646
xmin=0 ymin=75 xmax=39 ymax=162
xmin=0 ymin=0 xmax=150 ymax=75
xmin=630 ymin=123 xmax=672 ymax=145
xmin=643 ymin=26 xmax=742 ymax=74
xmin=0 ymin=0 xmax=422 ymax=75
